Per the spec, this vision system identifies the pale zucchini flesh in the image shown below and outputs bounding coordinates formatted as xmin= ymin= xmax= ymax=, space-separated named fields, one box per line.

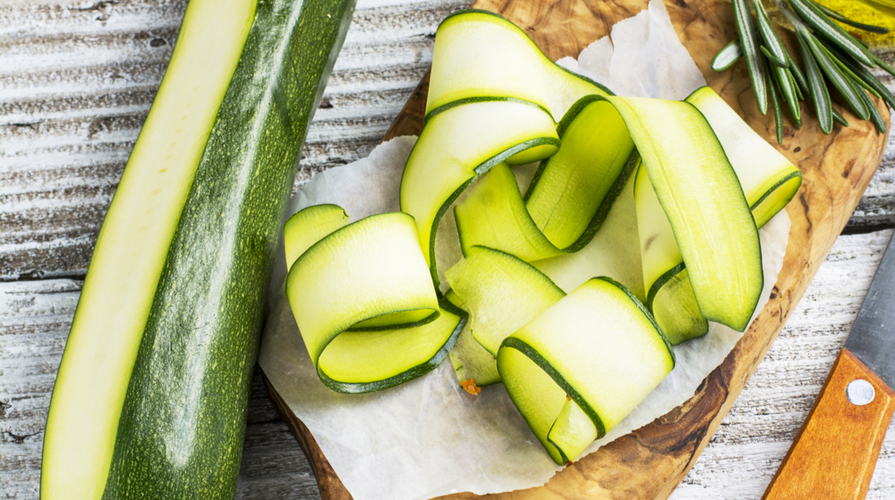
xmin=286 ymin=211 xmax=464 ymax=392
xmin=318 ymin=302 xmax=463 ymax=392
xmin=41 ymin=0 xmax=257 ymax=497
xmin=287 ymin=213 xmax=440 ymax=365
xmin=607 ymin=95 xmax=763 ymax=332
xmin=498 ymin=278 xmax=674 ymax=464
xmin=637 ymin=87 xmax=800 ymax=342
xmin=400 ymin=99 xmax=559 ymax=286
xmin=284 ymin=204 xmax=350 ymax=270
xmin=525 ymin=98 xmax=635 ymax=250
xmin=547 ymin=398 xmax=598 ymax=464
xmin=455 ymin=163 xmax=563 ymax=262
xmin=448 ymin=322 xmax=502 ymax=387
xmin=686 ymin=87 xmax=801 ymax=228
xmin=445 ymin=246 xmax=565 ymax=357
xmin=649 ymin=268 xmax=708 ymax=345
xmin=443 ymin=291 xmax=502 ymax=387
xmin=427 ymin=10 xmax=611 ymax=121
xmin=453 ymin=99 xmax=636 ymax=263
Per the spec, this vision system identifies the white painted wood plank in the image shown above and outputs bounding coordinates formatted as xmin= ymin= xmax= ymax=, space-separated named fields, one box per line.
xmin=3 ymin=231 xmax=894 ymax=499
xmin=671 ymin=229 xmax=895 ymax=500
xmin=3 ymin=0 xmax=895 ymax=498
xmin=0 ymin=0 xmax=471 ymax=281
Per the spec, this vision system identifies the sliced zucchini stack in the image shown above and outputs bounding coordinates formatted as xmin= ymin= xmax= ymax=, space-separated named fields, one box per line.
xmin=284 ymin=207 xmax=464 ymax=393
xmin=400 ymin=99 xmax=559 ymax=285
xmin=603 ymin=94 xmax=764 ymax=333
xmin=276 ymin=9 xmax=801 ymax=468
xmin=636 ymin=87 xmax=801 ymax=343
xmin=498 ymin=277 xmax=674 ymax=464
xmin=454 ymin=100 xmax=636 ymax=262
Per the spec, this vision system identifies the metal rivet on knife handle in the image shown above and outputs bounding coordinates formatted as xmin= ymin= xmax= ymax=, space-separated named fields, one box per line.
xmin=847 ymin=379 xmax=876 ymax=406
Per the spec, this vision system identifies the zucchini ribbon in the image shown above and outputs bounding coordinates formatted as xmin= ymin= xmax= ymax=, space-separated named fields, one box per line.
xmin=284 ymin=207 xmax=464 ymax=393
xmin=282 ymin=10 xmax=802 ymax=465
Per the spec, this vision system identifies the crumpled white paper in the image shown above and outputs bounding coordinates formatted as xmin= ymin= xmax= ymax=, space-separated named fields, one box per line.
xmin=259 ymin=1 xmax=792 ymax=499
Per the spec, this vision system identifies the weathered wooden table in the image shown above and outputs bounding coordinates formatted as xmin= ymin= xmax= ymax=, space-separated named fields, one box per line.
xmin=3 ymin=0 xmax=895 ymax=498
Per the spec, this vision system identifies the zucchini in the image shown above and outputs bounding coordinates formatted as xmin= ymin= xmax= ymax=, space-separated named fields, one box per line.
xmin=498 ymin=277 xmax=674 ymax=464
xmin=284 ymin=210 xmax=464 ymax=393
xmin=284 ymin=204 xmax=350 ymax=269
xmin=41 ymin=0 xmax=355 ymax=496
xmin=595 ymin=94 xmax=764 ymax=332
xmin=454 ymin=101 xmax=636 ymax=262
xmin=454 ymin=92 xmax=763 ymax=332
xmin=445 ymin=246 xmax=565 ymax=357
xmin=637 ymin=87 xmax=801 ymax=343
xmin=406 ymin=9 xmax=631 ymax=286
xmin=443 ymin=290 xmax=502 ymax=387
xmin=399 ymin=99 xmax=559 ymax=286
xmin=427 ymin=10 xmax=611 ymax=120
xmin=449 ymin=323 xmax=502 ymax=387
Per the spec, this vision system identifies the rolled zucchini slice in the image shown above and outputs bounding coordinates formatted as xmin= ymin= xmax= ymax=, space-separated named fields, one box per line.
xmin=427 ymin=10 xmax=611 ymax=121
xmin=285 ymin=209 xmax=464 ymax=393
xmin=637 ymin=87 xmax=801 ymax=343
xmin=498 ymin=277 xmax=674 ymax=464
xmin=448 ymin=322 xmax=502 ymax=388
xmin=687 ymin=87 xmax=802 ymax=227
xmin=601 ymin=95 xmax=763 ymax=333
xmin=445 ymin=246 xmax=565 ymax=357
xmin=454 ymin=99 xmax=636 ymax=262
xmin=283 ymin=203 xmax=349 ymax=269
xmin=399 ymin=99 xmax=559 ymax=286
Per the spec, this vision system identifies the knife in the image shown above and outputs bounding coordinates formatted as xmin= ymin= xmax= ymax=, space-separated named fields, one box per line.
xmin=763 ymin=232 xmax=895 ymax=500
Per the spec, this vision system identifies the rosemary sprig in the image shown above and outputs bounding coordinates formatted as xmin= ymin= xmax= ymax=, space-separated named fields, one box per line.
xmin=714 ymin=0 xmax=892 ymax=141
xmin=712 ymin=39 xmax=744 ymax=71
xmin=732 ymin=0 xmax=768 ymax=113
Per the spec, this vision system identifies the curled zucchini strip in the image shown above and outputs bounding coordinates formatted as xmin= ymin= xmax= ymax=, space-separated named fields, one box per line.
xmin=498 ymin=277 xmax=674 ymax=464
xmin=455 ymin=99 xmax=636 ymax=262
xmin=458 ymin=93 xmax=763 ymax=333
xmin=637 ymin=87 xmax=801 ymax=343
xmin=285 ymin=209 xmax=464 ymax=393
xmin=592 ymin=94 xmax=764 ymax=333
xmin=688 ymin=87 xmax=802 ymax=227
xmin=400 ymin=100 xmax=559 ymax=286
xmin=446 ymin=246 xmax=565 ymax=357
xmin=284 ymin=203 xmax=350 ymax=269
xmin=428 ymin=10 xmax=612 ymax=121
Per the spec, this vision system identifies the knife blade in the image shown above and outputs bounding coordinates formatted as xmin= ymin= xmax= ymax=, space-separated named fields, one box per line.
xmin=763 ymin=232 xmax=895 ymax=500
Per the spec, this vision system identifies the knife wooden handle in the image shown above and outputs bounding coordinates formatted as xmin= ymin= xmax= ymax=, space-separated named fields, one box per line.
xmin=763 ymin=348 xmax=895 ymax=500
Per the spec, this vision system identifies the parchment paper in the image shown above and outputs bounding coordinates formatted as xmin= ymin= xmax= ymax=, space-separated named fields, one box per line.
xmin=259 ymin=1 xmax=792 ymax=498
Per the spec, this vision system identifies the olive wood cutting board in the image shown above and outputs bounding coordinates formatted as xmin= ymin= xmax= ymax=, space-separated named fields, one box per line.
xmin=262 ymin=0 xmax=890 ymax=497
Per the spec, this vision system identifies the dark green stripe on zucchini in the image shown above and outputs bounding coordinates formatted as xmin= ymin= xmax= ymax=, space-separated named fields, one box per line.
xmin=83 ymin=0 xmax=354 ymax=498
xmin=104 ymin=1 xmax=355 ymax=495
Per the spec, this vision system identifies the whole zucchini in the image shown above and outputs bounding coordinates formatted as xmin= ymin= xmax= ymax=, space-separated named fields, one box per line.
xmin=40 ymin=0 xmax=355 ymax=497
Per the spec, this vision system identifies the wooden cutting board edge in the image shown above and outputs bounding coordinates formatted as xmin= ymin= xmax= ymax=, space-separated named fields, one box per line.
xmin=262 ymin=0 xmax=891 ymax=498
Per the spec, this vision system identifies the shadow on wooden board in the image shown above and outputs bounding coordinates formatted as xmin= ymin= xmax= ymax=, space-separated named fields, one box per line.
xmin=263 ymin=0 xmax=890 ymax=498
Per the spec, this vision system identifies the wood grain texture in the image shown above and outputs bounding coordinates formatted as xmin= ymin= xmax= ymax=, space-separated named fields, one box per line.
xmin=4 ymin=0 xmax=895 ymax=498
xmin=0 ymin=0 xmax=469 ymax=281
xmin=261 ymin=0 xmax=892 ymax=498
xmin=763 ymin=349 xmax=895 ymax=500
xmin=5 ymin=235 xmax=895 ymax=500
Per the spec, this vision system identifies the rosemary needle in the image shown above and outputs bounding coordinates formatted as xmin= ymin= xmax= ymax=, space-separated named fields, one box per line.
xmin=714 ymin=0 xmax=891 ymax=134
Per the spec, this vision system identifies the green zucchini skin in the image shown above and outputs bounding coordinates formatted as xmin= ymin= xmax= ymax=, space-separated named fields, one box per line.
xmin=101 ymin=0 xmax=355 ymax=497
